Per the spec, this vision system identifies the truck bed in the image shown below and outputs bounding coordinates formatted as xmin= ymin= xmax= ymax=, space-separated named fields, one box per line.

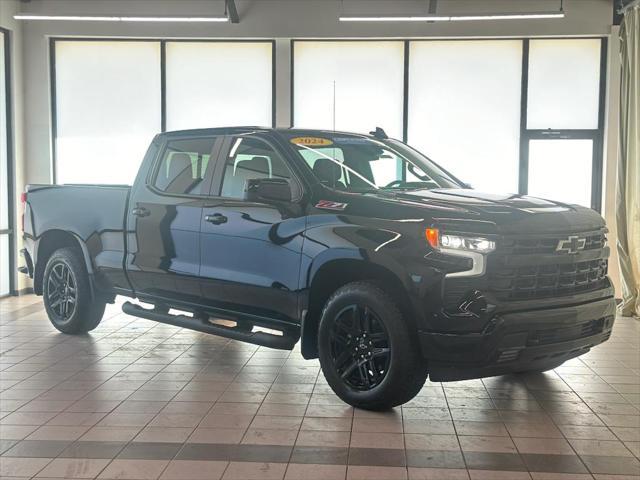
xmin=24 ymin=183 xmax=132 ymax=293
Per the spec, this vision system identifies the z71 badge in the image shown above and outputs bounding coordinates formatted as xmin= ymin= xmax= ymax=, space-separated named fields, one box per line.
xmin=315 ymin=200 xmax=348 ymax=211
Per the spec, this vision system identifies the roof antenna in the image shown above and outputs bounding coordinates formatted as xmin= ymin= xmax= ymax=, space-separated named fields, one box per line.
xmin=370 ymin=127 xmax=388 ymax=139
xmin=332 ymin=80 xmax=336 ymax=131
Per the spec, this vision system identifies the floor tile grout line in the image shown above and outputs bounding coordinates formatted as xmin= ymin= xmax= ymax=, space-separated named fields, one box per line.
xmin=551 ymin=353 xmax=640 ymax=466
xmin=1 ymin=296 xmax=639 ymax=478
xmin=0 ymin=302 xmax=107 ymax=386
xmin=111 ymin=324 xmax=213 ymax=480
xmin=527 ymin=366 xmax=599 ymax=475
xmin=4 ymin=313 xmax=158 ymax=434
xmin=281 ymin=348 xmax=312 ymax=480
xmin=25 ymin=316 xmax=173 ymax=477
xmin=444 ymin=380 xmax=473 ymax=478
xmin=8 ymin=310 xmax=146 ymax=403
xmin=53 ymin=317 xmax=249 ymax=477
xmin=6 ymin=311 xmax=203 ymax=474
xmin=120 ymin=323 xmax=276 ymax=479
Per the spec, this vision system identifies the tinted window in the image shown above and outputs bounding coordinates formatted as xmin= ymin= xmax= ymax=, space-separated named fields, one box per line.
xmin=220 ymin=137 xmax=292 ymax=198
xmin=154 ymin=137 xmax=217 ymax=195
xmin=285 ymin=133 xmax=460 ymax=192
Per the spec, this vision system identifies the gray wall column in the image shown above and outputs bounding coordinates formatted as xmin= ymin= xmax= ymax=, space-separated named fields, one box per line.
xmin=275 ymin=38 xmax=291 ymax=128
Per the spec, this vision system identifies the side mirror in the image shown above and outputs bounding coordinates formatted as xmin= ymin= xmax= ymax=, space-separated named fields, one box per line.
xmin=245 ymin=178 xmax=292 ymax=203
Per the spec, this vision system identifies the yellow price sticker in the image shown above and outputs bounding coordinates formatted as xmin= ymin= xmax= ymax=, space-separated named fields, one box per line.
xmin=290 ymin=137 xmax=334 ymax=147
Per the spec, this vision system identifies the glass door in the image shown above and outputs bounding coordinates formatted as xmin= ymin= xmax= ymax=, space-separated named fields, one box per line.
xmin=527 ymin=137 xmax=595 ymax=207
xmin=520 ymin=38 xmax=605 ymax=210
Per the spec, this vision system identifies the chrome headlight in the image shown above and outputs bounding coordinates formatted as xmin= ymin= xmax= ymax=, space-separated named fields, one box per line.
xmin=426 ymin=228 xmax=496 ymax=253
xmin=441 ymin=234 xmax=496 ymax=253
xmin=425 ymin=228 xmax=496 ymax=278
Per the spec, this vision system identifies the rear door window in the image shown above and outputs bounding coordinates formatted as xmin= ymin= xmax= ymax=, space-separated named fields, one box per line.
xmin=154 ymin=137 xmax=218 ymax=195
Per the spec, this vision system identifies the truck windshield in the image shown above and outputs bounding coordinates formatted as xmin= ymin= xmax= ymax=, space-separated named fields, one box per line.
xmin=284 ymin=133 xmax=461 ymax=192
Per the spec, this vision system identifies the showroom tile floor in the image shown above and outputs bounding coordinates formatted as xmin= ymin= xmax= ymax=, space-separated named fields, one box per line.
xmin=0 ymin=295 xmax=639 ymax=480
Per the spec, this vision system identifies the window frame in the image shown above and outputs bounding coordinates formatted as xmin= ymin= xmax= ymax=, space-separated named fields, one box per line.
xmin=211 ymin=133 xmax=304 ymax=202
xmin=50 ymin=38 xmax=163 ymax=186
xmin=147 ymin=134 xmax=224 ymax=199
xmin=291 ymin=39 xmax=405 ymax=140
xmin=291 ymin=37 xmax=608 ymax=212
xmin=518 ymin=38 xmax=608 ymax=211
xmin=49 ymin=37 xmax=276 ymax=184
xmin=163 ymin=41 xmax=275 ymax=131
xmin=405 ymin=38 xmax=523 ymax=195
xmin=0 ymin=27 xmax=15 ymax=297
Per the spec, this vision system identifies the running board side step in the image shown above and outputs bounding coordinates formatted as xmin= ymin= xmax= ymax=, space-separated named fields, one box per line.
xmin=122 ymin=301 xmax=299 ymax=350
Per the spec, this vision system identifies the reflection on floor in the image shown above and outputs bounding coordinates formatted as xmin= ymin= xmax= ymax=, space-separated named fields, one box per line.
xmin=0 ymin=295 xmax=639 ymax=480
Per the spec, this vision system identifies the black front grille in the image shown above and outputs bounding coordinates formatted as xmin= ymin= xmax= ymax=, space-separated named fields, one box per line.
xmin=528 ymin=316 xmax=609 ymax=346
xmin=443 ymin=229 xmax=609 ymax=307
xmin=500 ymin=231 xmax=606 ymax=255
xmin=489 ymin=258 xmax=608 ymax=301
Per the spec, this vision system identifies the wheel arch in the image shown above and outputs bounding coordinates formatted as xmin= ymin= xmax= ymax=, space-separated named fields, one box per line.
xmin=34 ymin=230 xmax=95 ymax=298
xmin=300 ymin=257 xmax=416 ymax=359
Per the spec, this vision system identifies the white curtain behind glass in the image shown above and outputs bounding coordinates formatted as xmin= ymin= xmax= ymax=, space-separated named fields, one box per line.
xmin=407 ymin=40 xmax=522 ymax=194
xmin=166 ymin=42 xmax=272 ymax=131
xmin=527 ymin=39 xmax=601 ymax=130
xmin=55 ymin=41 xmax=161 ymax=185
xmin=294 ymin=41 xmax=404 ymax=139
xmin=528 ymin=139 xmax=593 ymax=207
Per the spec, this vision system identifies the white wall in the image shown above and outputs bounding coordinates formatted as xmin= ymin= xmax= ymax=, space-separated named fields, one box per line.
xmin=7 ymin=0 xmax=623 ymax=294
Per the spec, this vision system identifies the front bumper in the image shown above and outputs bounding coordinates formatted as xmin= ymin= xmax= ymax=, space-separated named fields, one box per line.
xmin=421 ymin=295 xmax=616 ymax=382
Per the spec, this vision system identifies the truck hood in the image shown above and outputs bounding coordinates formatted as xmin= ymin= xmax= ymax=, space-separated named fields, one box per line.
xmin=363 ymin=188 xmax=605 ymax=235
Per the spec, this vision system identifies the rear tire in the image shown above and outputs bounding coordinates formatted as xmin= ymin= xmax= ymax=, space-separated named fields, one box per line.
xmin=318 ymin=281 xmax=427 ymax=410
xmin=43 ymin=247 xmax=105 ymax=334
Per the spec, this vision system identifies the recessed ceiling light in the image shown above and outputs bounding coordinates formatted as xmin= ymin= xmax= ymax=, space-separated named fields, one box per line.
xmin=339 ymin=11 xmax=565 ymax=22
xmin=450 ymin=12 xmax=565 ymax=21
xmin=13 ymin=14 xmax=229 ymax=22
xmin=339 ymin=15 xmax=451 ymax=22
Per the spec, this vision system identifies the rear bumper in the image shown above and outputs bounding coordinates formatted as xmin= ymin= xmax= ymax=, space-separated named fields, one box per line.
xmin=421 ymin=295 xmax=616 ymax=381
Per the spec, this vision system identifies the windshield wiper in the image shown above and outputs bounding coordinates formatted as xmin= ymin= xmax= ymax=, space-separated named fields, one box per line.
xmin=383 ymin=182 xmax=439 ymax=191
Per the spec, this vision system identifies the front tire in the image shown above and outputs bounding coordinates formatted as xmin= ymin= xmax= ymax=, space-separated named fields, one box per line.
xmin=318 ymin=281 xmax=427 ymax=410
xmin=43 ymin=247 xmax=105 ymax=334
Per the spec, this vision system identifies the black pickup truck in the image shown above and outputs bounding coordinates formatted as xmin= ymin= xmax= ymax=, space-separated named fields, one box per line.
xmin=20 ymin=127 xmax=616 ymax=409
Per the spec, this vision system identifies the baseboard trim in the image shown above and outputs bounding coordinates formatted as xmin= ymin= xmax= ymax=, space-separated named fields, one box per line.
xmin=9 ymin=287 xmax=34 ymax=297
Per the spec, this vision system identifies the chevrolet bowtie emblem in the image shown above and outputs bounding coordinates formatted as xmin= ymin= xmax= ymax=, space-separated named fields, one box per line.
xmin=556 ymin=235 xmax=586 ymax=254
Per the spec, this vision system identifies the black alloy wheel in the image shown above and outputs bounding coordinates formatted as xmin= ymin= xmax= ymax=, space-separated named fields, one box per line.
xmin=318 ymin=281 xmax=428 ymax=410
xmin=43 ymin=247 xmax=106 ymax=334
xmin=46 ymin=261 xmax=77 ymax=322
xmin=328 ymin=303 xmax=391 ymax=391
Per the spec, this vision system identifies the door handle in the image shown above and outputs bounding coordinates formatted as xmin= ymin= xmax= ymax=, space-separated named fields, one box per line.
xmin=131 ymin=207 xmax=150 ymax=217
xmin=205 ymin=213 xmax=228 ymax=225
